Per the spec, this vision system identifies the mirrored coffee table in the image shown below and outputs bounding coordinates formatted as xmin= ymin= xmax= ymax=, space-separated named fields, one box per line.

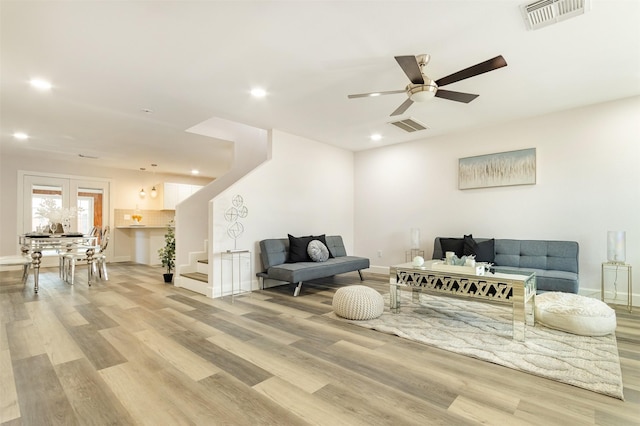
xmin=390 ymin=260 xmax=536 ymax=341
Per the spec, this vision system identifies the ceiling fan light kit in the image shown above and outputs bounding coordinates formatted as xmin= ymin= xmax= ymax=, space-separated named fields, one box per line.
xmin=348 ymin=54 xmax=508 ymax=117
xmin=408 ymin=80 xmax=437 ymax=102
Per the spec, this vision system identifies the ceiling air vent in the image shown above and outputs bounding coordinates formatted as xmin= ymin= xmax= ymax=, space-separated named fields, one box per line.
xmin=388 ymin=117 xmax=428 ymax=133
xmin=521 ymin=0 xmax=590 ymax=30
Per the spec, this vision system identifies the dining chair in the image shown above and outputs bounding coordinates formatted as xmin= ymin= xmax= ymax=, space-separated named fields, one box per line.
xmin=0 ymin=255 xmax=31 ymax=285
xmin=63 ymin=226 xmax=107 ymax=285
xmin=94 ymin=227 xmax=110 ymax=280
xmin=59 ymin=226 xmax=100 ymax=281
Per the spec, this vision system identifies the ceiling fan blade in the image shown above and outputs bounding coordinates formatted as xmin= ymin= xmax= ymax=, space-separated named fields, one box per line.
xmin=395 ymin=56 xmax=424 ymax=85
xmin=390 ymin=98 xmax=414 ymax=116
xmin=347 ymin=89 xmax=406 ymax=99
xmin=435 ymin=89 xmax=479 ymax=103
xmin=435 ymin=55 xmax=507 ymax=87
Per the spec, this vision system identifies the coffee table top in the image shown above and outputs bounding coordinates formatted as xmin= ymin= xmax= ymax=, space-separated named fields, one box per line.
xmin=394 ymin=259 xmax=535 ymax=281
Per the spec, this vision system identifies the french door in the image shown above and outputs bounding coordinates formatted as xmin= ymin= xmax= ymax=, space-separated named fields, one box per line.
xmin=19 ymin=172 xmax=111 ymax=265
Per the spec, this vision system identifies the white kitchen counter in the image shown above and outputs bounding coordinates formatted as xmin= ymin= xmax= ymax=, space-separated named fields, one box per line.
xmin=116 ymin=226 xmax=170 ymax=265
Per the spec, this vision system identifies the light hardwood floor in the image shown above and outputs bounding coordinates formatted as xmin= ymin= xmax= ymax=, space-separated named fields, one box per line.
xmin=1 ymin=263 xmax=638 ymax=425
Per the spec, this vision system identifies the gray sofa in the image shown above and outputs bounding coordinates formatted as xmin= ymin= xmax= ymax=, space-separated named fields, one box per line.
xmin=433 ymin=236 xmax=579 ymax=293
xmin=257 ymin=235 xmax=370 ymax=296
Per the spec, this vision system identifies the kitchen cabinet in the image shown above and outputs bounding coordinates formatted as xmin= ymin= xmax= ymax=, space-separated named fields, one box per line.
xmin=162 ymin=183 xmax=203 ymax=209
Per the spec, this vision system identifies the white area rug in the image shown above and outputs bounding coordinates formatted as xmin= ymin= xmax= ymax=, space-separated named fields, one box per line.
xmin=336 ymin=292 xmax=624 ymax=400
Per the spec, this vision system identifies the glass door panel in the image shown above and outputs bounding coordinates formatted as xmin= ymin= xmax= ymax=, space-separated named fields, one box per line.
xmin=22 ymin=175 xmax=70 ymax=234
xmin=31 ymin=184 xmax=63 ymax=232
xmin=76 ymin=187 xmax=104 ymax=235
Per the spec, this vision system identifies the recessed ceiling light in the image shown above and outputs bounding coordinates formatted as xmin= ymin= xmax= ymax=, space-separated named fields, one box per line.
xmin=29 ymin=78 xmax=52 ymax=90
xmin=370 ymin=133 xmax=382 ymax=141
xmin=369 ymin=93 xmax=381 ymax=97
xmin=250 ymin=88 xmax=267 ymax=98
xmin=191 ymin=169 xmax=200 ymax=175
xmin=13 ymin=132 xmax=29 ymax=140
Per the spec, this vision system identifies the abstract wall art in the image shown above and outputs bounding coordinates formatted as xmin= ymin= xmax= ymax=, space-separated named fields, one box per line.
xmin=459 ymin=148 xmax=536 ymax=190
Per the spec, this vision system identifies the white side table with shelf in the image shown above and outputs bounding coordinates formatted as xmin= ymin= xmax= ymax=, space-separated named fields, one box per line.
xmin=601 ymin=261 xmax=632 ymax=312
xmin=221 ymin=249 xmax=252 ymax=300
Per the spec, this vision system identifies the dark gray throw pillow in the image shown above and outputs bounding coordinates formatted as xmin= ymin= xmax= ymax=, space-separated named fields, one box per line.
xmin=461 ymin=234 xmax=495 ymax=263
xmin=440 ymin=237 xmax=464 ymax=257
xmin=463 ymin=234 xmax=477 ymax=256
xmin=307 ymin=240 xmax=329 ymax=262
xmin=475 ymin=239 xmax=495 ymax=263
xmin=287 ymin=234 xmax=314 ymax=262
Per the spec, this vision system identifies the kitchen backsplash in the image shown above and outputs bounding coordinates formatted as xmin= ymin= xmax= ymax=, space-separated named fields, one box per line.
xmin=114 ymin=209 xmax=175 ymax=227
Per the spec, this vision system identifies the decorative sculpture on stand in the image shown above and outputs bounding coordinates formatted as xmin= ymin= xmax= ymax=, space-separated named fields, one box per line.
xmin=224 ymin=195 xmax=248 ymax=249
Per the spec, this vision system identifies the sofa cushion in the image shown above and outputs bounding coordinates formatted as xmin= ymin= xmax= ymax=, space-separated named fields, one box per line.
xmin=308 ymin=240 xmax=329 ymax=262
xmin=494 ymin=239 xmax=579 ymax=274
xmin=492 ymin=266 xmax=579 ymax=293
xmin=267 ymin=256 xmax=370 ymax=283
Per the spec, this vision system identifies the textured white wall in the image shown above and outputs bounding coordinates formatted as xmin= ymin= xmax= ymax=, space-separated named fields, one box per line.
xmin=354 ymin=96 xmax=640 ymax=303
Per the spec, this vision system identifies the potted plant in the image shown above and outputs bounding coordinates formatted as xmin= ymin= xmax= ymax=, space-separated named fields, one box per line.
xmin=158 ymin=220 xmax=175 ymax=283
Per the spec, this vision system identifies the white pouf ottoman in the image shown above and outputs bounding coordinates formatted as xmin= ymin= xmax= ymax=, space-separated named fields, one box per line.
xmin=333 ymin=285 xmax=384 ymax=320
xmin=535 ymin=292 xmax=617 ymax=336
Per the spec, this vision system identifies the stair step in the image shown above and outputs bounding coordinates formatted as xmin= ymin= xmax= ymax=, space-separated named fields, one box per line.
xmin=181 ymin=272 xmax=208 ymax=283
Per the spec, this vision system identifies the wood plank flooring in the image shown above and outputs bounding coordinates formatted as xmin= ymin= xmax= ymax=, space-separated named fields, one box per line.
xmin=1 ymin=263 xmax=639 ymax=425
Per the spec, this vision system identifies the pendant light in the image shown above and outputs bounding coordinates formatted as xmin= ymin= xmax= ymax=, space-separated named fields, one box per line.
xmin=139 ymin=167 xmax=146 ymax=198
xmin=150 ymin=164 xmax=158 ymax=198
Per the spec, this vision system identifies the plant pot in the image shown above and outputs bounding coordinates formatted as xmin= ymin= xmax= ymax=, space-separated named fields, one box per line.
xmin=163 ymin=273 xmax=173 ymax=283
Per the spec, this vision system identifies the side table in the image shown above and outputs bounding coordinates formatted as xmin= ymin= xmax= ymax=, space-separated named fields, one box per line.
xmin=601 ymin=262 xmax=632 ymax=312
xmin=405 ymin=249 xmax=425 ymax=263
xmin=221 ymin=249 xmax=252 ymax=300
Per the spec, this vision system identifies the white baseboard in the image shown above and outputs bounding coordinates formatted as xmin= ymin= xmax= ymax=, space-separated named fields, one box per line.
xmin=368 ymin=265 xmax=390 ymax=275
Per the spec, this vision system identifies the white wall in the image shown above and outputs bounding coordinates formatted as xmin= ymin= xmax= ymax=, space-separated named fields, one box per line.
xmin=209 ymin=129 xmax=356 ymax=297
xmin=355 ymin=96 xmax=640 ymax=305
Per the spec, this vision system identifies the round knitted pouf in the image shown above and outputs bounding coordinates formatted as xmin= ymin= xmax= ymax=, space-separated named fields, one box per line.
xmin=333 ymin=285 xmax=384 ymax=320
xmin=535 ymin=292 xmax=617 ymax=336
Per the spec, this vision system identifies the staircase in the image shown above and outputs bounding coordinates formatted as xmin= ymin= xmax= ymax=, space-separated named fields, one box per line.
xmin=181 ymin=259 xmax=208 ymax=284
xmin=175 ymin=244 xmax=211 ymax=297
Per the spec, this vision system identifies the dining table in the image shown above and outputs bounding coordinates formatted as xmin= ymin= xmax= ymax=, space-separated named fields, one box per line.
xmin=19 ymin=233 xmax=99 ymax=293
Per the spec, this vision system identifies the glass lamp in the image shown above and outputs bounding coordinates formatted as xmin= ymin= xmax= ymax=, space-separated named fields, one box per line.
xmin=607 ymin=231 xmax=626 ymax=263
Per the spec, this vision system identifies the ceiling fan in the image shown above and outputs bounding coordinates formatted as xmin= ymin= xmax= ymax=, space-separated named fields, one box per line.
xmin=348 ymin=54 xmax=507 ymax=116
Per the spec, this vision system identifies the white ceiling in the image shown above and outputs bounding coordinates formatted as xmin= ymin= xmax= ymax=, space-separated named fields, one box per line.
xmin=2 ymin=1 xmax=639 ymax=179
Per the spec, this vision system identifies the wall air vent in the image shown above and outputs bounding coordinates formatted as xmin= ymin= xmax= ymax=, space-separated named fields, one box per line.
xmin=388 ymin=117 xmax=428 ymax=133
xmin=521 ymin=0 xmax=590 ymax=30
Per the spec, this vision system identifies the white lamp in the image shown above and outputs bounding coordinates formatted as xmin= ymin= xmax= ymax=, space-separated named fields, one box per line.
xmin=139 ymin=188 xmax=146 ymax=198
xmin=150 ymin=186 xmax=157 ymax=198
xmin=607 ymin=231 xmax=626 ymax=263
xmin=410 ymin=228 xmax=421 ymax=249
